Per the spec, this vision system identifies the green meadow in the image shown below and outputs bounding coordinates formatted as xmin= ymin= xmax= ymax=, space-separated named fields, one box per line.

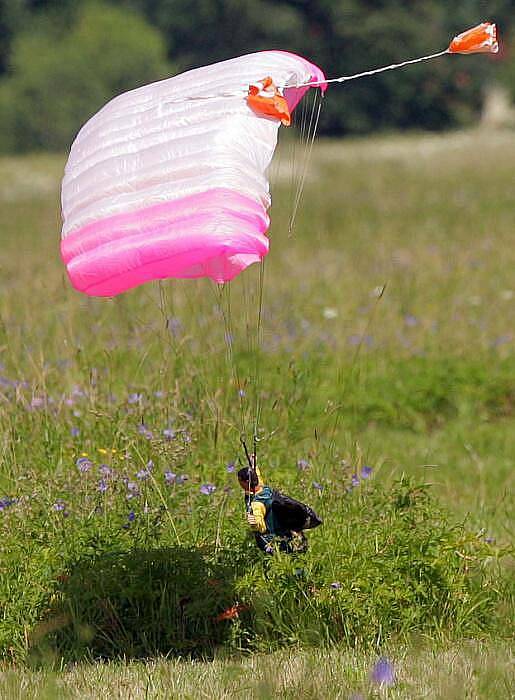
xmin=0 ymin=129 xmax=513 ymax=697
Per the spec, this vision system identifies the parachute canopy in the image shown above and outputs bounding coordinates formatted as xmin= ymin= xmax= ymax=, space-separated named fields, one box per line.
xmin=61 ymin=52 xmax=325 ymax=296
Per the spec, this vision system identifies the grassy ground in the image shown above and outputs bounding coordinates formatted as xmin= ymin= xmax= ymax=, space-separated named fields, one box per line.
xmin=0 ymin=128 xmax=513 ymax=695
xmin=0 ymin=642 xmax=514 ymax=699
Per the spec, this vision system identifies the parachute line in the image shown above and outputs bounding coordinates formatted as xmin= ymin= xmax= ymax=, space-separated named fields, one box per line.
xmin=252 ymin=254 xmax=266 ymax=441
xmin=284 ymin=50 xmax=449 ymax=90
xmin=288 ymin=90 xmax=323 ymax=236
xmin=155 ymin=49 xmax=449 ymax=106
xmin=216 ymin=283 xmax=247 ymax=437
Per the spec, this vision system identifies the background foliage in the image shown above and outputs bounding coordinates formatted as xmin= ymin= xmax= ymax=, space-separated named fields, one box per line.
xmin=0 ymin=0 xmax=513 ymax=151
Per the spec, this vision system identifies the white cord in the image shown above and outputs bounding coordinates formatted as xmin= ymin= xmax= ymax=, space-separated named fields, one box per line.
xmin=161 ymin=48 xmax=449 ymax=105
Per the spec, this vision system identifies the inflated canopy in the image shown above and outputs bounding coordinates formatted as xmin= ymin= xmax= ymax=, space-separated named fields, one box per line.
xmin=61 ymin=51 xmax=325 ymax=296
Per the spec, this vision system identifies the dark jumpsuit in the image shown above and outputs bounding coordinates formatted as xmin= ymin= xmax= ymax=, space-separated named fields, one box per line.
xmin=247 ymin=485 xmax=307 ymax=554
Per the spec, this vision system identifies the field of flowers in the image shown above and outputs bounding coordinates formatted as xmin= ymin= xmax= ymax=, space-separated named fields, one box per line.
xmin=0 ymin=129 xmax=513 ymax=696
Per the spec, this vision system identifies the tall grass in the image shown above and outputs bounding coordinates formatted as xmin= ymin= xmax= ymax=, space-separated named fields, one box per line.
xmin=2 ymin=642 xmax=513 ymax=699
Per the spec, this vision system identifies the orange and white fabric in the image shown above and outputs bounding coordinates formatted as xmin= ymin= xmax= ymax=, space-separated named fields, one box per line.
xmin=247 ymin=76 xmax=291 ymax=125
xmin=448 ymin=23 xmax=498 ymax=55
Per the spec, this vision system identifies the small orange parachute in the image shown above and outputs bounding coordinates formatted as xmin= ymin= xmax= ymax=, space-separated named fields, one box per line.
xmin=448 ymin=23 xmax=498 ymax=54
xmin=247 ymin=77 xmax=291 ymax=125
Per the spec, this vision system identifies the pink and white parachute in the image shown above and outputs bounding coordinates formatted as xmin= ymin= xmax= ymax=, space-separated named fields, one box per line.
xmin=61 ymin=52 xmax=325 ymax=296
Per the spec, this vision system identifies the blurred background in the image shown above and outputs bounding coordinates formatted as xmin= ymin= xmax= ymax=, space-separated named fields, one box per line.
xmin=0 ymin=0 xmax=513 ymax=153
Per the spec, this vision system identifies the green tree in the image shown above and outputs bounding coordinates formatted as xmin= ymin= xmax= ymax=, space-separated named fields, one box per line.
xmin=0 ymin=0 xmax=513 ymax=147
xmin=0 ymin=0 xmax=29 ymax=74
xmin=0 ymin=1 xmax=171 ymax=152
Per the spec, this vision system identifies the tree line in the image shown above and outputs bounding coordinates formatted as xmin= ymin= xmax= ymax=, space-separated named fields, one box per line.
xmin=0 ymin=0 xmax=512 ymax=152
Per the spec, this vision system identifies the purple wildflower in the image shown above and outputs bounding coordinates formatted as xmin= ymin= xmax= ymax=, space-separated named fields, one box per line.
xmin=167 ymin=317 xmax=181 ymax=337
xmin=70 ymin=427 xmax=80 ymax=438
xmin=154 ymin=390 xmax=164 ymax=399
xmin=492 ymin=334 xmax=512 ymax=348
xmin=99 ymin=464 xmax=112 ymax=477
xmin=404 ymin=314 xmax=418 ymax=327
xmin=137 ymin=424 xmax=153 ymax=439
xmin=127 ymin=511 xmax=135 ymax=522
xmin=330 ymin=582 xmax=342 ymax=590
xmin=297 ymin=459 xmax=310 ymax=471
xmin=136 ymin=469 xmax=150 ymax=481
xmin=126 ymin=480 xmax=139 ymax=498
xmin=97 ymin=479 xmax=108 ymax=493
xmin=371 ymin=658 xmax=395 ymax=686
xmin=351 ymin=474 xmax=360 ymax=487
xmin=76 ymin=457 xmax=92 ymax=473
xmin=200 ymin=483 xmax=216 ymax=495
xmin=312 ymin=481 xmax=323 ymax=491
xmin=0 ymin=497 xmax=14 ymax=512
xmin=176 ymin=474 xmax=189 ymax=485
xmin=163 ymin=428 xmax=175 ymax=440
xmin=485 ymin=536 xmax=495 ymax=544
xmin=348 ymin=334 xmax=374 ymax=347
xmin=361 ymin=465 xmax=373 ymax=479
xmin=128 ymin=392 xmax=143 ymax=404
xmin=53 ymin=500 xmax=66 ymax=512
xmin=164 ymin=471 xmax=176 ymax=484
xmin=226 ymin=462 xmax=235 ymax=473
xmin=238 ymin=388 xmax=245 ymax=398
xmin=31 ymin=397 xmax=45 ymax=409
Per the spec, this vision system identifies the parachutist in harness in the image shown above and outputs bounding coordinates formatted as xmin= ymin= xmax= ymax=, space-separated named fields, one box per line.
xmin=237 ymin=447 xmax=322 ymax=555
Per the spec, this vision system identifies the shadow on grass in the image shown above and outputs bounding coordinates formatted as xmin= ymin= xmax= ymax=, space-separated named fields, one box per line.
xmin=30 ymin=546 xmax=245 ymax=664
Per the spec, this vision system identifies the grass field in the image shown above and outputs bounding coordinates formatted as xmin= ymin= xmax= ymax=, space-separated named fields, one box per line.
xmin=0 ymin=128 xmax=513 ymax=697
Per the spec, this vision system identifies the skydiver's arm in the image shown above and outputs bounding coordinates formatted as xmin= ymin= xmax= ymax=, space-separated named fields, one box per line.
xmin=247 ymin=501 xmax=267 ymax=533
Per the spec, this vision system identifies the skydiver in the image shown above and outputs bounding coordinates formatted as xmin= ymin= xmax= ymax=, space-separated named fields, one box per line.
xmin=237 ymin=465 xmax=322 ymax=555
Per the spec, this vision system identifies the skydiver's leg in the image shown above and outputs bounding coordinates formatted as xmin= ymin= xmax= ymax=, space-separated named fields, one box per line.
xmin=286 ymin=531 xmax=308 ymax=554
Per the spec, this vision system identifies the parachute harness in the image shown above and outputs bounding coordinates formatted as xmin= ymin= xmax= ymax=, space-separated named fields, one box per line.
xmin=241 ymin=435 xmax=278 ymax=555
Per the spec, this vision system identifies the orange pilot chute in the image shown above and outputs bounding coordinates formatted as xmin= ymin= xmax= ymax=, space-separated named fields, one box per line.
xmin=448 ymin=22 xmax=498 ymax=55
xmin=247 ymin=76 xmax=291 ymax=125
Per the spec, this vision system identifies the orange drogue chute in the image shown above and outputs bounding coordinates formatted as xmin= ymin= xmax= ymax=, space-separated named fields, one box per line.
xmin=247 ymin=76 xmax=291 ymax=125
xmin=448 ymin=22 xmax=498 ymax=54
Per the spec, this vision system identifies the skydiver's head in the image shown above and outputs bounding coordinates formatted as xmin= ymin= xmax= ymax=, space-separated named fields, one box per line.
xmin=237 ymin=466 xmax=259 ymax=492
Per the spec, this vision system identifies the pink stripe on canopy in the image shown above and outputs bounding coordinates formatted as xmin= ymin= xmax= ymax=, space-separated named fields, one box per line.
xmin=62 ymin=188 xmax=270 ymax=296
